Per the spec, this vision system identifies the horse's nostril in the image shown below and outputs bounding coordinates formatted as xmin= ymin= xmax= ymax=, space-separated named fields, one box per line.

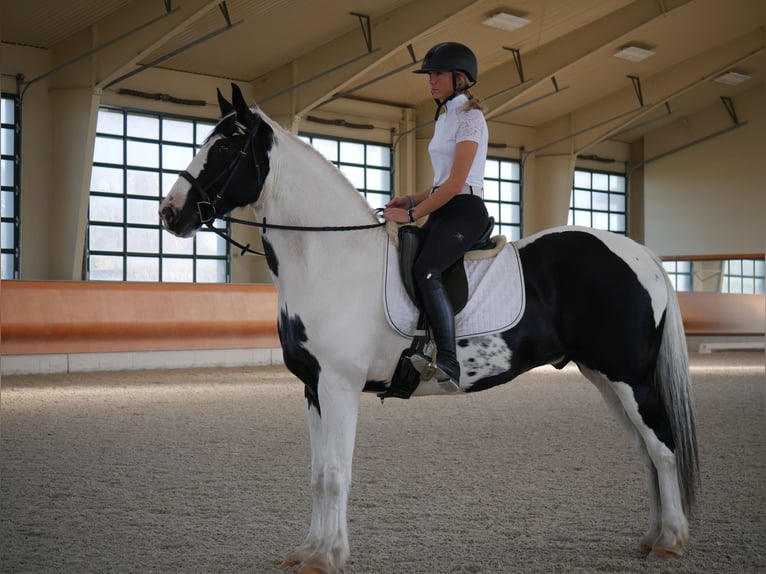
xmin=160 ymin=205 xmax=176 ymax=226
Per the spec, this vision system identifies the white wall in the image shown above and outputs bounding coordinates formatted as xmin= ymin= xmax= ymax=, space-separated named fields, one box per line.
xmin=644 ymin=84 xmax=765 ymax=256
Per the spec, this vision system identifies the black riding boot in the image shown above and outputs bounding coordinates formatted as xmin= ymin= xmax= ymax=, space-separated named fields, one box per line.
xmin=411 ymin=272 xmax=460 ymax=391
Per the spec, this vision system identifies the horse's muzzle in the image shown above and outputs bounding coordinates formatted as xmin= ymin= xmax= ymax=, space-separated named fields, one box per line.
xmin=159 ymin=204 xmax=196 ymax=238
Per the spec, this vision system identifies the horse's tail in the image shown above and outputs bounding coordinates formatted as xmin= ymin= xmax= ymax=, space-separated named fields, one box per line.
xmin=655 ymin=263 xmax=700 ymax=515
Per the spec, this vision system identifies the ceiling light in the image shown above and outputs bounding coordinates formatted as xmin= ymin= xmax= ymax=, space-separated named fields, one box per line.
xmin=482 ymin=12 xmax=531 ymax=32
xmin=613 ymin=45 xmax=655 ymax=62
xmin=714 ymin=71 xmax=751 ymax=86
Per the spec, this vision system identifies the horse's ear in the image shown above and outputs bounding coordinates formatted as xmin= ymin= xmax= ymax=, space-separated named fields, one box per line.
xmin=217 ymin=88 xmax=234 ymax=117
xmin=231 ymin=82 xmax=254 ymax=124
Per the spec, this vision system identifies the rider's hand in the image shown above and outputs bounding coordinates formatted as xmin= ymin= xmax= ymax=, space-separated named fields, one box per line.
xmin=385 ymin=195 xmax=410 ymax=209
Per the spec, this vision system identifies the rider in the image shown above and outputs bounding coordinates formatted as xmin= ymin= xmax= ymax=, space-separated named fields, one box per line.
xmin=383 ymin=42 xmax=490 ymax=390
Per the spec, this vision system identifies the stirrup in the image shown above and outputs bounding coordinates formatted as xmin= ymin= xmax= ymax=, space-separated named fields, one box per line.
xmin=408 ymin=352 xmax=460 ymax=393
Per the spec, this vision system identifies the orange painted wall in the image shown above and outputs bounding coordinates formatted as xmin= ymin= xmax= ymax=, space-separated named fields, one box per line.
xmin=0 ymin=282 xmax=762 ymax=356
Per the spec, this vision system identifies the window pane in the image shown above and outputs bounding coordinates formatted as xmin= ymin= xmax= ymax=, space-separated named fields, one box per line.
xmin=573 ymin=210 xmax=591 ymax=226
xmin=1 ymin=253 xmax=13 ymax=279
xmin=90 ymin=255 xmax=123 ymax=281
xmin=574 ymin=189 xmax=591 ymax=209
xmin=127 ymin=140 xmax=159 ymax=168
xmin=94 ymin=136 xmax=123 ymax=164
xmin=1 ymin=98 xmax=15 ymax=123
xmin=0 ymin=159 xmax=12 ymax=187
xmin=1 ymin=127 xmax=14 ymax=154
xmin=592 ymin=211 xmax=609 ymax=229
xmin=97 ymin=110 xmax=123 ymax=135
xmin=312 ymin=138 xmax=337 ymax=161
xmin=366 ymin=145 xmax=390 ymax=167
xmin=196 ymin=123 xmax=215 ymax=145
xmin=127 ymin=257 xmax=159 ymax=281
xmin=163 ymin=118 xmax=194 ymax=143
xmin=162 ymin=258 xmax=193 ymax=282
xmin=90 ymin=195 xmax=123 ymax=223
xmin=592 ymin=192 xmax=609 ymax=211
xmin=162 ymin=232 xmax=194 ymax=255
xmin=484 ymin=180 xmax=499 ymax=201
xmin=574 ymin=170 xmax=590 ymax=188
xmin=366 ymin=167 xmax=390 ymax=191
xmin=91 ymin=166 xmax=124 ymax=194
xmin=127 ymin=113 xmax=159 ymax=139
xmin=89 ymin=225 xmax=123 ymax=251
xmin=196 ymin=259 xmax=226 ymax=283
xmin=162 ymin=144 xmax=194 ymax=171
xmin=609 ymin=193 xmax=625 ymax=212
xmin=592 ymin=172 xmax=609 ymax=190
xmin=365 ymin=192 xmax=388 ymax=209
xmin=127 ymin=227 xmax=159 ymax=253
xmin=1 ymin=190 xmax=13 ymax=217
xmin=127 ymin=198 xmax=160 ymax=224
xmin=127 ymin=170 xmax=159 ymax=197
xmin=340 ymin=141 xmax=364 ymax=163
xmin=484 ymin=159 xmax=499 ymax=179
xmin=609 ymin=175 xmax=625 ymax=192
xmin=1 ymin=221 xmax=14 ymax=246
xmin=340 ymin=165 xmax=364 ymax=188
xmin=609 ymin=213 xmax=625 ymax=232
xmin=196 ymin=230 xmax=226 ymax=256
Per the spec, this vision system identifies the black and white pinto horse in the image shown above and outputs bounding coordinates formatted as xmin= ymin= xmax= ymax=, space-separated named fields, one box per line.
xmin=160 ymin=85 xmax=698 ymax=574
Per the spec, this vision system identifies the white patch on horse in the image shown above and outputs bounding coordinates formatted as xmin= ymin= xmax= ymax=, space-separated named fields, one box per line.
xmin=458 ymin=334 xmax=512 ymax=385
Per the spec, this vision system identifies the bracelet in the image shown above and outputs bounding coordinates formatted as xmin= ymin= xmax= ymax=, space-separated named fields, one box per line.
xmin=407 ymin=195 xmax=415 ymax=210
xmin=407 ymin=207 xmax=416 ymax=223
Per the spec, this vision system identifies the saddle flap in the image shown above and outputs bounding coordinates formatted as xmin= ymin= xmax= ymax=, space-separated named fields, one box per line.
xmin=397 ymin=225 xmax=468 ymax=314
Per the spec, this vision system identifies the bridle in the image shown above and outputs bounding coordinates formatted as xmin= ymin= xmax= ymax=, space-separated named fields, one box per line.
xmin=178 ymin=112 xmax=263 ymax=227
xmin=176 ymin=112 xmax=385 ymax=257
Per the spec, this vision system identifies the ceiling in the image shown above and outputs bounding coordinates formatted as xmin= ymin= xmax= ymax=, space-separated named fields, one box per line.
xmin=2 ymin=0 xmax=764 ymax=145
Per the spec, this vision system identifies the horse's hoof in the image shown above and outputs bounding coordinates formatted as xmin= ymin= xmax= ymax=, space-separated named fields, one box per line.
xmin=650 ymin=544 xmax=684 ymax=559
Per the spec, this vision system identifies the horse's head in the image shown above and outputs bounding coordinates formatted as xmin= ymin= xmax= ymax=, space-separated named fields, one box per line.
xmin=160 ymin=83 xmax=272 ymax=237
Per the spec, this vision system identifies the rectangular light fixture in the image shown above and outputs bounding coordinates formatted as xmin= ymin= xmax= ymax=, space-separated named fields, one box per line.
xmin=714 ymin=71 xmax=751 ymax=86
xmin=482 ymin=12 xmax=531 ymax=32
xmin=613 ymin=45 xmax=655 ymax=62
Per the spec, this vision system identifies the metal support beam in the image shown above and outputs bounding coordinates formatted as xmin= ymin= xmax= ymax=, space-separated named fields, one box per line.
xmin=19 ymin=6 xmax=181 ymax=99
xmin=628 ymin=75 xmax=644 ymax=106
xmin=503 ymin=47 xmax=524 ymax=83
xmin=523 ymin=106 xmax=643 ymax=158
xmin=721 ymin=96 xmax=739 ymax=125
xmin=350 ymin=12 xmax=373 ymax=52
xmin=104 ymin=20 xmax=244 ymax=89
xmin=490 ymin=85 xmax=570 ymax=121
xmin=218 ymin=1 xmax=232 ymax=27
xmin=610 ymin=102 xmax=672 ymax=138
xmin=261 ymin=48 xmax=380 ymax=104
xmin=318 ymin=57 xmax=421 ymax=107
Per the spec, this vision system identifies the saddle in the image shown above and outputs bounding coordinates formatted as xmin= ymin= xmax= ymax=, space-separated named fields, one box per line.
xmin=397 ymin=217 xmax=497 ymax=314
xmin=379 ymin=218 xmax=497 ymax=401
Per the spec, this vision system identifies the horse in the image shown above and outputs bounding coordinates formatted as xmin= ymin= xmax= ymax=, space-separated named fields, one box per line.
xmin=160 ymin=84 xmax=699 ymax=574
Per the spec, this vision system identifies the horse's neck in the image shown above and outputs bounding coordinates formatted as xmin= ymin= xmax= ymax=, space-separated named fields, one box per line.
xmin=254 ymin=131 xmax=384 ymax=293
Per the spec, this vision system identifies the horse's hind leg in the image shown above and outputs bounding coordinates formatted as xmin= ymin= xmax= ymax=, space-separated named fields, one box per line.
xmin=579 ymin=365 xmax=687 ymax=557
xmin=578 ymin=366 xmax=662 ymax=550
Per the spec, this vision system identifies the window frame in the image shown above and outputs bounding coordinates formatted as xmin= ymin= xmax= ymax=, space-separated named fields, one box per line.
xmin=484 ymin=156 xmax=522 ymax=240
xmin=568 ymin=167 xmax=627 ymax=235
xmin=88 ymin=105 xmax=228 ymax=283
xmin=1 ymin=93 xmax=20 ymax=279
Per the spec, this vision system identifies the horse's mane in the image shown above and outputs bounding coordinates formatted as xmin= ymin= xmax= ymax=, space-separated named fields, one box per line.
xmin=256 ymin=109 xmax=380 ymax=222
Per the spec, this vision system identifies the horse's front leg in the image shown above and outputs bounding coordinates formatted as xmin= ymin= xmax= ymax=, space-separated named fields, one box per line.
xmin=282 ymin=372 xmax=361 ymax=574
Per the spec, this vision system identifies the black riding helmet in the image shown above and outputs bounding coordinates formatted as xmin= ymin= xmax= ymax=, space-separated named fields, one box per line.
xmin=414 ymin=42 xmax=478 ymax=85
xmin=413 ymin=42 xmax=478 ymax=119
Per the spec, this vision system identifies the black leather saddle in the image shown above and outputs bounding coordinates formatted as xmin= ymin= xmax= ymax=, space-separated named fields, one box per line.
xmin=397 ymin=216 xmax=495 ymax=315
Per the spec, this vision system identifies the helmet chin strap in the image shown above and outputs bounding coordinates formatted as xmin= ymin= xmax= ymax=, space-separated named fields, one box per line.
xmin=433 ymin=73 xmax=474 ymax=120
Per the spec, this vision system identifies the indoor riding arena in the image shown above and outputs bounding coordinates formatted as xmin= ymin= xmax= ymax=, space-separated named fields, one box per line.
xmin=1 ymin=1 xmax=764 ymax=574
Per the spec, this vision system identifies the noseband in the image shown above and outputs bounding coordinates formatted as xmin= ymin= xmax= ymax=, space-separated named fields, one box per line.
xmin=178 ymin=115 xmax=263 ymax=224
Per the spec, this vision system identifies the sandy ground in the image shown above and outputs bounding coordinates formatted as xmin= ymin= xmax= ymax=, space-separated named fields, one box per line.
xmin=1 ymin=352 xmax=764 ymax=574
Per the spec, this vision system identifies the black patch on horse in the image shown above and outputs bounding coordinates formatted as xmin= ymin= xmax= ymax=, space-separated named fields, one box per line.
xmin=261 ymin=235 xmax=279 ymax=277
xmin=278 ymin=307 xmax=321 ymax=414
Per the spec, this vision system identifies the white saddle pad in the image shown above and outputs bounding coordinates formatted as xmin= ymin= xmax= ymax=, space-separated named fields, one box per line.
xmin=383 ymin=237 xmax=526 ymax=339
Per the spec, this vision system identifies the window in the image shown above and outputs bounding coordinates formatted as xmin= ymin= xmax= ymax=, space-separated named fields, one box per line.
xmin=89 ymin=107 xmax=226 ymax=282
xmin=1 ymin=94 xmax=20 ymax=279
xmin=484 ymin=157 xmax=522 ymax=240
xmin=722 ymin=258 xmax=765 ymax=294
xmin=568 ymin=168 xmax=626 ymax=234
xmin=299 ymin=134 xmax=392 ymax=209
xmin=662 ymin=260 xmax=693 ymax=292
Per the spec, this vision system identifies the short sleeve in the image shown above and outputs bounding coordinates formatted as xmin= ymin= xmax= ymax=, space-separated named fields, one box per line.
xmin=455 ymin=108 xmax=485 ymax=143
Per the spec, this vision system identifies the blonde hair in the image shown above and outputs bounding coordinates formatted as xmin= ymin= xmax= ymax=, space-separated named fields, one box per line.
xmin=454 ymin=71 xmax=485 ymax=112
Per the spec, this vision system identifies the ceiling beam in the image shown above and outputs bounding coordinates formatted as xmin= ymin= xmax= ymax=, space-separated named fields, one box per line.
xmin=252 ymin=0 xmax=479 ymax=118
xmin=572 ymin=29 xmax=764 ymax=154
xmin=483 ymin=0 xmax=695 ymax=121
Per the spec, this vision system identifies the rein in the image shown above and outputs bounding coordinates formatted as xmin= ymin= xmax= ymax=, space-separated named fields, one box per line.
xmin=210 ymin=211 xmax=386 ymax=256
